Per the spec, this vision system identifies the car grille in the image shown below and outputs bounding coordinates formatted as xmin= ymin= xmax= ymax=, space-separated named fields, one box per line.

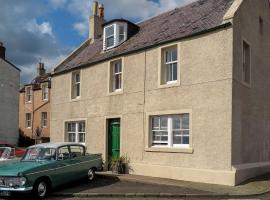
xmin=0 ymin=177 xmax=9 ymax=187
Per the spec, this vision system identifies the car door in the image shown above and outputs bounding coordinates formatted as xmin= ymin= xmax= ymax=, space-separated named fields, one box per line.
xmin=69 ymin=145 xmax=86 ymax=179
xmin=53 ymin=146 xmax=72 ymax=186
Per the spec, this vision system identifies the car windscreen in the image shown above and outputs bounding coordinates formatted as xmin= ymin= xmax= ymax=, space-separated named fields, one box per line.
xmin=22 ymin=147 xmax=56 ymax=161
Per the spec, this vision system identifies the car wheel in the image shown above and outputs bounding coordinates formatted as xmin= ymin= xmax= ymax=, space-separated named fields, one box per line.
xmin=88 ymin=168 xmax=96 ymax=181
xmin=33 ymin=179 xmax=49 ymax=199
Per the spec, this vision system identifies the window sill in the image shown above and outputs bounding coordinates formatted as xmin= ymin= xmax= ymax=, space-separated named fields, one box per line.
xmin=158 ymin=82 xmax=180 ymax=89
xmin=145 ymin=147 xmax=193 ymax=154
xmin=71 ymin=97 xmax=81 ymax=102
xmin=107 ymin=90 xmax=123 ymax=96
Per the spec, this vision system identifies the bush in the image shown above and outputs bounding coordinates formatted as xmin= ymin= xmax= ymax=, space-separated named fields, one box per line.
xmin=18 ymin=129 xmax=35 ymax=147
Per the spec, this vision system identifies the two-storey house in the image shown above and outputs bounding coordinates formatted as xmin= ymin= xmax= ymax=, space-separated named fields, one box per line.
xmin=0 ymin=42 xmax=20 ymax=144
xmin=19 ymin=63 xmax=51 ymax=143
xmin=51 ymin=0 xmax=270 ymax=186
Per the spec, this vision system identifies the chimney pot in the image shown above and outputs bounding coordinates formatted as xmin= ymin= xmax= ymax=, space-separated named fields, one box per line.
xmin=98 ymin=4 xmax=104 ymax=18
xmin=0 ymin=41 xmax=6 ymax=60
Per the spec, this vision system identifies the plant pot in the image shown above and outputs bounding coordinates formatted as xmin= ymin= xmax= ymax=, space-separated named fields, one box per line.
xmin=111 ymin=163 xmax=125 ymax=174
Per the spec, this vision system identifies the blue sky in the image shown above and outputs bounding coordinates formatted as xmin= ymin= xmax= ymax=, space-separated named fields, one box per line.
xmin=0 ymin=0 xmax=195 ymax=84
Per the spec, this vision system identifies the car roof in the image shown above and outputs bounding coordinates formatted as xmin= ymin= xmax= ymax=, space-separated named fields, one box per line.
xmin=28 ymin=142 xmax=85 ymax=149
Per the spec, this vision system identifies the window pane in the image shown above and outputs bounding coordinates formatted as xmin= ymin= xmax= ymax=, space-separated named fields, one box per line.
xmin=68 ymin=123 xmax=76 ymax=132
xmin=78 ymin=122 xmax=85 ymax=132
xmin=152 ymin=117 xmax=159 ymax=130
xmin=114 ymin=74 xmax=121 ymax=90
xmin=165 ymin=51 xmax=171 ymax=63
xmin=172 ymin=63 xmax=177 ymax=81
xmin=76 ymin=84 xmax=80 ymax=97
xmin=172 ymin=116 xmax=180 ymax=129
xmin=70 ymin=146 xmax=84 ymax=158
xmin=106 ymin=26 xmax=114 ymax=36
xmin=172 ymin=50 xmax=177 ymax=61
xmin=106 ymin=37 xmax=114 ymax=47
xmin=182 ymin=136 xmax=189 ymax=144
xmin=119 ymin=35 xmax=124 ymax=42
xmin=160 ymin=116 xmax=168 ymax=130
xmin=78 ymin=133 xmax=85 ymax=143
xmin=173 ymin=135 xmax=182 ymax=144
xmin=114 ymin=62 xmax=122 ymax=73
xmin=68 ymin=133 xmax=76 ymax=142
xmin=181 ymin=114 xmax=189 ymax=129
xmin=75 ymin=73 xmax=80 ymax=83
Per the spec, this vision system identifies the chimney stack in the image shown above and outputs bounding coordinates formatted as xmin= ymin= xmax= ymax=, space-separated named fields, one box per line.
xmin=89 ymin=1 xmax=105 ymax=42
xmin=0 ymin=42 xmax=6 ymax=60
xmin=37 ymin=62 xmax=46 ymax=76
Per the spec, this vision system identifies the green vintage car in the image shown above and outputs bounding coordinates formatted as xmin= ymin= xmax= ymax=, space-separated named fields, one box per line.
xmin=0 ymin=142 xmax=102 ymax=199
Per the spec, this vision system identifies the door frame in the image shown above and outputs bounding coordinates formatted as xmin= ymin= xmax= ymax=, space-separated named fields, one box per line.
xmin=104 ymin=115 xmax=122 ymax=170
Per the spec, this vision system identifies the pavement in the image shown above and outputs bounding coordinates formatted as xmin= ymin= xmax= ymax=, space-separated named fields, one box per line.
xmin=51 ymin=172 xmax=270 ymax=198
xmin=2 ymin=172 xmax=270 ymax=199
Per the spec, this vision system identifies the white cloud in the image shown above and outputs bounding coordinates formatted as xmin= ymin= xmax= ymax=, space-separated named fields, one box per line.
xmin=26 ymin=20 xmax=54 ymax=37
xmin=49 ymin=0 xmax=67 ymax=9
xmin=73 ymin=22 xmax=89 ymax=37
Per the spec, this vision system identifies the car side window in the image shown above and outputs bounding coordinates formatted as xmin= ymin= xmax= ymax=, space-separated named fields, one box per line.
xmin=58 ymin=146 xmax=70 ymax=160
xmin=70 ymin=146 xmax=84 ymax=159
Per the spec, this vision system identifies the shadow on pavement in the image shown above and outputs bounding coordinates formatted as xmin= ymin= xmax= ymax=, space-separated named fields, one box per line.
xmin=239 ymin=172 xmax=270 ymax=185
xmin=0 ymin=175 xmax=120 ymax=200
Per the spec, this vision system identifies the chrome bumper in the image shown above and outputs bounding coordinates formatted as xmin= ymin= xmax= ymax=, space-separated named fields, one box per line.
xmin=0 ymin=186 xmax=33 ymax=192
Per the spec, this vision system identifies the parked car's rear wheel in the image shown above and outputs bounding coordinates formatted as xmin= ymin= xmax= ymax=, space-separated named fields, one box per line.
xmin=33 ymin=179 xmax=49 ymax=199
xmin=88 ymin=168 xmax=96 ymax=181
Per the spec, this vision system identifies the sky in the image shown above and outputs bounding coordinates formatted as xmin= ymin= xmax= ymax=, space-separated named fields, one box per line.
xmin=0 ymin=0 xmax=196 ymax=84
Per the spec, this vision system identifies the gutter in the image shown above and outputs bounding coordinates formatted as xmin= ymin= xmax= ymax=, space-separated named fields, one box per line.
xmin=52 ymin=22 xmax=232 ymax=77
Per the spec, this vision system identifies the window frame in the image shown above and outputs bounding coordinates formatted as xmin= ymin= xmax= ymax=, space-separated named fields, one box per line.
xmin=164 ymin=48 xmax=178 ymax=84
xmin=151 ymin=114 xmax=190 ymax=148
xmin=108 ymin=58 xmax=124 ymax=95
xmin=41 ymin=83 xmax=49 ymax=101
xmin=65 ymin=121 xmax=86 ymax=144
xmin=158 ymin=43 xmax=180 ymax=88
xmin=242 ymin=40 xmax=251 ymax=87
xmin=71 ymin=71 xmax=81 ymax=100
xmin=145 ymin=110 xmax=193 ymax=153
xmin=41 ymin=112 xmax=48 ymax=128
xmin=104 ymin=24 xmax=115 ymax=49
xmin=25 ymin=86 xmax=32 ymax=103
xmin=25 ymin=113 xmax=32 ymax=129
xmin=103 ymin=22 xmax=127 ymax=51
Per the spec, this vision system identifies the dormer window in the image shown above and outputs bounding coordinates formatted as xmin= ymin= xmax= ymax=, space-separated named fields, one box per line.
xmin=103 ymin=22 xmax=127 ymax=50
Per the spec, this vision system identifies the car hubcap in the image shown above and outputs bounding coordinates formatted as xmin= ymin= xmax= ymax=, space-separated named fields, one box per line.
xmin=88 ymin=169 xmax=94 ymax=180
xmin=38 ymin=182 xmax=47 ymax=197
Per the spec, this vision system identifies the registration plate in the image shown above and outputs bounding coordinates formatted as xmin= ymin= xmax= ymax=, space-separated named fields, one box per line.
xmin=0 ymin=191 xmax=11 ymax=197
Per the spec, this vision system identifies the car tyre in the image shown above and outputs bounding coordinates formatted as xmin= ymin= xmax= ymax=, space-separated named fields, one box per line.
xmin=33 ymin=179 xmax=49 ymax=199
xmin=88 ymin=168 xmax=96 ymax=181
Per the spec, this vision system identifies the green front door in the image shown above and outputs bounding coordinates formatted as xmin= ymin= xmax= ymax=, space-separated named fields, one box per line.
xmin=108 ymin=119 xmax=120 ymax=161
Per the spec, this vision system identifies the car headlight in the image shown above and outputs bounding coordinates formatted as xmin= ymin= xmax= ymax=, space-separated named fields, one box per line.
xmin=3 ymin=177 xmax=27 ymax=187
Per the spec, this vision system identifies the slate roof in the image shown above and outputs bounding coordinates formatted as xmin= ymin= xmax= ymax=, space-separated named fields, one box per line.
xmin=20 ymin=73 xmax=51 ymax=92
xmin=54 ymin=0 xmax=234 ymax=75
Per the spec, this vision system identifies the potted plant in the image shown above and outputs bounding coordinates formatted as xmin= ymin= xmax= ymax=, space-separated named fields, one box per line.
xmin=110 ymin=155 xmax=129 ymax=174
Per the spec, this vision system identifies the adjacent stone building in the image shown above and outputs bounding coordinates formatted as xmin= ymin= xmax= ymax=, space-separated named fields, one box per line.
xmin=19 ymin=63 xmax=51 ymax=143
xmin=50 ymin=0 xmax=270 ymax=186
xmin=0 ymin=42 xmax=20 ymax=144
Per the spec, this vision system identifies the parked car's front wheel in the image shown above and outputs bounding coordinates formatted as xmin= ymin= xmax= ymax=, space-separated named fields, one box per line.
xmin=87 ymin=168 xmax=96 ymax=181
xmin=33 ymin=178 xmax=49 ymax=199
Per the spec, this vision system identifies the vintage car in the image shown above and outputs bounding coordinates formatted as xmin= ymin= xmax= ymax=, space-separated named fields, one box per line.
xmin=0 ymin=142 xmax=26 ymax=157
xmin=0 ymin=142 xmax=102 ymax=199
xmin=0 ymin=147 xmax=20 ymax=164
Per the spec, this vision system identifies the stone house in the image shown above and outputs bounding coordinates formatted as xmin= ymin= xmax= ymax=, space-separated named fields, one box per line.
xmin=50 ymin=0 xmax=270 ymax=186
xmin=0 ymin=42 xmax=20 ymax=144
xmin=19 ymin=63 xmax=51 ymax=143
